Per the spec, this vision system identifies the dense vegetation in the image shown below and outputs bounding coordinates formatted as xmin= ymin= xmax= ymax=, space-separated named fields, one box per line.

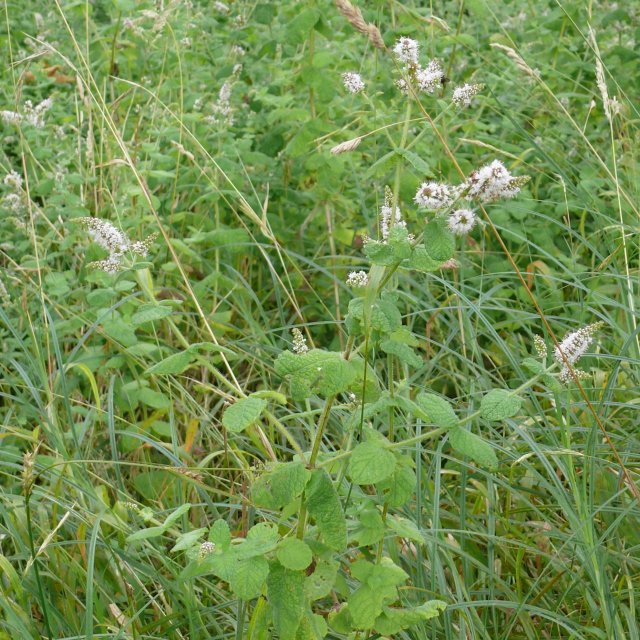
xmin=1 ymin=1 xmax=639 ymax=638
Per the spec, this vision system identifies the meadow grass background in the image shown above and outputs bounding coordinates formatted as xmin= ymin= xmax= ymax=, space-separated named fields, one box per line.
xmin=0 ymin=0 xmax=639 ymax=638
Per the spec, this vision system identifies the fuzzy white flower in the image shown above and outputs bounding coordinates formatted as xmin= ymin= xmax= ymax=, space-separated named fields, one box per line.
xmin=342 ymin=72 xmax=365 ymax=94
xmin=291 ymin=327 xmax=308 ymax=355
xmin=553 ymin=322 xmax=603 ymax=382
xmin=416 ymin=60 xmax=443 ymax=93
xmin=452 ymin=83 xmax=484 ymax=107
xmin=346 ymin=270 xmax=369 ymax=288
xmin=199 ymin=541 xmax=216 ymax=558
xmin=3 ymin=170 xmax=23 ymax=190
xmin=447 ymin=209 xmax=477 ymax=235
xmin=78 ymin=217 xmax=156 ymax=274
xmin=380 ymin=185 xmax=405 ymax=241
xmin=393 ymin=37 xmax=419 ymax=66
xmin=466 ymin=159 xmax=528 ymax=203
xmin=414 ymin=181 xmax=453 ymax=210
xmin=214 ymin=1 xmax=230 ymax=14
xmin=1 ymin=110 xmax=22 ymax=126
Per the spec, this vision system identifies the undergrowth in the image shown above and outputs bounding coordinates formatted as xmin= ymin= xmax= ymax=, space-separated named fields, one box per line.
xmin=0 ymin=1 xmax=639 ymax=639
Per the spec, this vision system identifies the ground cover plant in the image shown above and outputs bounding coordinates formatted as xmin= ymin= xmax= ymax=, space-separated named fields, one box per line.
xmin=1 ymin=0 xmax=639 ymax=638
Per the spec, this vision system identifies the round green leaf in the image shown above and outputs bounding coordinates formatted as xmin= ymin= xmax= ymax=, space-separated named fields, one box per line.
xmin=276 ymin=538 xmax=313 ymax=571
xmin=349 ymin=441 xmax=396 ymax=485
xmin=449 ymin=427 xmax=498 ymax=470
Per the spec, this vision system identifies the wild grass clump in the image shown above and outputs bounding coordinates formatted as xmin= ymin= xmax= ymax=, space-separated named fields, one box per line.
xmin=0 ymin=1 xmax=639 ymax=639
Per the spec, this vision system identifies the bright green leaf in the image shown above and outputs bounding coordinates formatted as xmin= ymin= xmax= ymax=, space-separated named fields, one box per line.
xmin=480 ymin=389 xmax=521 ymax=421
xmin=222 ymin=397 xmax=267 ymax=433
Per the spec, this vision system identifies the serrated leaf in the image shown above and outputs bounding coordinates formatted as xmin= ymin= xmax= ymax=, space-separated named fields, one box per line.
xmin=239 ymin=522 xmax=280 ymax=558
xmin=349 ymin=440 xmax=396 ymax=485
xmin=415 ymin=393 xmax=457 ymax=427
xmin=131 ymin=305 xmax=173 ymax=326
xmin=267 ymin=563 xmax=306 ymax=640
xmin=404 ymin=245 xmax=443 ymax=272
xmin=146 ymin=350 xmax=194 ymax=375
xmin=364 ymin=226 xmax=412 ymax=266
xmin=374 ymin=600 xmax=447 ymax=635
xmin=252 ymin=462 xmax=310 ymax=509
xmin=380 ymin=339 xmax=423 ymax=368
xmin=305 ymin=558 xmax=339 ymax=601
xmin=305 ymin=469 xmax=346 ymax=551
xmin=449 ymin=427 xmax=498 ymax=470
xmin=480 ymin=389 xmax=521 ymax=421
xmin=376 ymin=459 xmax=416 ymax=507
xmin=274 ymin=349 xmax=358 ymax=400
xmin=276 ymin=538 xmax=313 ymax=571
xmin=222 ymin=397 xmax=267 ymax=433
xmin=423 ymin=219 xmax=455 ymax=262
xmin=230 ymin=556 xmax=269 ymax=600
xmin=352 ymin=508 xmax=385 ymax=546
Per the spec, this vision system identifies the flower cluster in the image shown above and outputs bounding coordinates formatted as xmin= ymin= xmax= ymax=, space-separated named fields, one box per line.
xmin=206 ymin=65 xmax=242 ymax=127
xmin=466 ymin=159 xmax=529 ymax=202
xmin=380 ymin=185 xmax=406 ymax=241
xmin=1 ymin=97 xmax=53 ymax=129
xmin=414 ymin=182 xmax=455 ymax=210
xmin=392 ymin=38 xmax=443 ymax=94
xmin=447 ymin=209 xmax=477 ymax=235
xmin=78 ymin=217 xmax=157 ymax=274
xmin=199 ymin=541 xmax=216 ymax=558
xmin=553 ymin=322 xmax=603 ymax=382
xmin=1 ymin=170 xmax=27 ymax=224
xmin=452 ymin=83 xmax=484 ymax=107
xmin=342 ymin=72 xmax=365 ymax=94
xmin=346 ymin=270 xmax=369 ymax=288
xmin=291 ymin=328 xmax=308 ymax=355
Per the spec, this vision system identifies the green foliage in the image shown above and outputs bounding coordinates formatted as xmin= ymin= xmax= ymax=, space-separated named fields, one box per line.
xmin=449 ymin=427 xmax=499 ymax=471
xmin=274 ymin=349 xmax=359 ymax=400
xmin=304 ymin=469 xmax=347 ymax=552
xmin=2 ymin=0 xmax=637 ymax=638
xmin=222 ymin=397 xmax=268 ymax=433
xmin=480 ymin=389 xmax=522 ymax=421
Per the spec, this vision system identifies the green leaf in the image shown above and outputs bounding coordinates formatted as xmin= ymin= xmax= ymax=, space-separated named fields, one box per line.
xmin=276 ymin=538 xmax=313 ymax=571
xmin=229 ymin=556 xmax=269 ymax=600
xmin=304 ymin=469 xmax=346 ymax=551
xmin=380 ymin=339 xmax=422 ymax=368
xmin=374 ymin=600 xmax=447 ymax=635
xmin=404 ymin=246 xmax=443 ymax=272
xmin=209 ymin=519 xmax=231 ymax=550
xmin=480 ymin=389 xmax=521 ymax=421
xmin=523 ymin=358 xmax=562 ymax=391
xmin=349 ymin=440 xmax=396 ymax=485
xmin=146 ymin=350 xmax=194 ymax=376
xmin=222 ymin=397 xmax=267 ymax=433
xmin=376 ymin=458 xmax=416 ymax=507
xmin=131 ymin=304 xmax=173 ymax=326
xmin=267 ymin=563 xmax=306 ymax=640
xmin=415 ymin=393 xmax=457 ymax=428
xmin=304 ymin=558 xmax=339 ymax=601
xmin=449 ymin=427 xmax=498 ymax=470
xmin=423 ymin=219 xmax=455 ymax=262
xmin=274 ymin=349 xmax=358 ymax=400
xmin=386 ymin=516 xmax=423 ymax=543
xmin=352 ymin=507 xmax=385 ymax=546
xmin=252 ymin=461 xmax=310 ymax=509
xmin=348 ymin=559 xmax=408 ymax=630
xmin=126 ymin=525 xmax=166 ymax=543
xmin=287 ymin=8 xmax=320 ymax=44
xmin=239 ymin=522 xmax=280 ymax=558
xmin=171 ymin=528 xmax=207 ymax=553
xmin=345 ymin=292 xmax=402 ymax=337
xmin=364 ymin=226 xmax=413 ymax=266
xmin=137 ymin=387 xmax=171 ymax=410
